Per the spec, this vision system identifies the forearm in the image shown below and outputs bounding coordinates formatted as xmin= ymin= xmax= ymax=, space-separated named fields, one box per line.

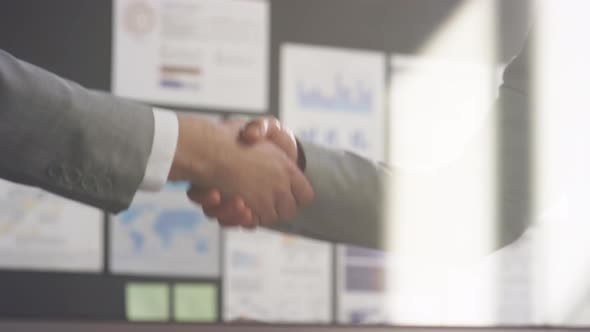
xmin=268 ymin=140 xmax=392 ymax=249
xmin=0 ymin=49 xmax=154 ymax=213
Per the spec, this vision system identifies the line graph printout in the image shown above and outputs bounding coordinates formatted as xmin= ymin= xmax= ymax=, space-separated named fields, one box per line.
xmin=0 ymin=180 xmax=103 ymax=272
xmin=223 ymin=228 xmax=332 ymax=323
xmin=280 ymin=44 xmax=386 ymax=160
xmin=281 ymin=44 xmax=387 ymax=324
xmin=110 ymin=182 xmax=220 ymax=277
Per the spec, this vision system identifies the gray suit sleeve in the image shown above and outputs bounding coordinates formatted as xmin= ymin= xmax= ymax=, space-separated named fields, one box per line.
xmin=0 ymin=49 xmax=154 ymax=213
xmin=270 ymin=36 xmax=533 ymax=255
xmin=270 ymin=142 xmax=393 ymax=249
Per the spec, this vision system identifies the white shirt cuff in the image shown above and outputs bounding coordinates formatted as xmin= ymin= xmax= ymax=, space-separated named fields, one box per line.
xmin=139 ymin=108 xmax=179 ymax=191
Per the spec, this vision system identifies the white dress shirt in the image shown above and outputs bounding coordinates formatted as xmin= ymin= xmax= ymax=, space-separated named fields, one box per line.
xmin=138 ymin=108 xmax=179 ymax=191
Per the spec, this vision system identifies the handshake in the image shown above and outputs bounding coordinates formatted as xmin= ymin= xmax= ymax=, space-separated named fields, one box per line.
xmin=168 ymin=115 xmax=314 ymax=228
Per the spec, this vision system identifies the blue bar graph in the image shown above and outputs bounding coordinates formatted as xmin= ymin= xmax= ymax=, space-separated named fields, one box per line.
xmin=296 ymin=75 xmax=373 ymax=112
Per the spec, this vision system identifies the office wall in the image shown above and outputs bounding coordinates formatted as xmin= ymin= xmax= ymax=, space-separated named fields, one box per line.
xmin=0 ymin=0 xmax=530 ymax=322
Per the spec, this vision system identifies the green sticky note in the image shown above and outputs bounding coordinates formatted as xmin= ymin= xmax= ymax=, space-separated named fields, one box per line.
xmin=173 ymin=283 xmax=217 ymax=322
xmin=126 ymin=282 xmax=170 ymax=322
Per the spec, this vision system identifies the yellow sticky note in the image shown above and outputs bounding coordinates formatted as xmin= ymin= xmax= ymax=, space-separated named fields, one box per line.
xmin=173 ymin=283 xmax=217 ymax=322
xmin=126 ymin=282 xmax=170 ymax=322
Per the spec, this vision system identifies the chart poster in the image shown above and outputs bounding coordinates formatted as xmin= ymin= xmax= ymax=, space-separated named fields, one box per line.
xmin=223 ymin=228 xmax=332 ymax=323
xmin=110 ymin=182 xmax=220 ymax=278
xmin=337 ymin=237 xmax=538 ymax=326
xmin=113 ymin=0 xmax=269 ymax=112
xmin=336 ymin=245 xmax=393 ymax=324
xmin=337 ymin=244 xmax=447 ymax=326
xmin=0 ymin=180 xmax=103 ymax=272
xmin=280 ymin=44 xmax=386 ymax=160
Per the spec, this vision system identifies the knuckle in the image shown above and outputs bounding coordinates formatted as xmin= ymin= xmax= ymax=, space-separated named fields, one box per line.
xmin=247 ymin=118 xmax=266 ymax=130
xmin=268 ymin=117 xmax=281 ymax=128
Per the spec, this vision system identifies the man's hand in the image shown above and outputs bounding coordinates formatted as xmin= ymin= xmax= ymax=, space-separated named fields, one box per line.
xmin=168 ymin=114 xmax=313 ymax=226
xmin=187 ymin=117 xmax=308 ymax=228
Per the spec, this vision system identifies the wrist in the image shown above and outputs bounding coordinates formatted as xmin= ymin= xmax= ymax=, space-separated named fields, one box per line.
xmin=168 ymin=114 xmax=217 ymax=184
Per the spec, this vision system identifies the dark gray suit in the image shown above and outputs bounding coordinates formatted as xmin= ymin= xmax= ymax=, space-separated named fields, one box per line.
xmin=0 ymin=49 xmax=154 ymax=213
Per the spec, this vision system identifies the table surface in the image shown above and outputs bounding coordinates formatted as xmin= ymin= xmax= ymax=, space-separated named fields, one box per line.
xmin=0 ymin=321 xmax=587 ymax=332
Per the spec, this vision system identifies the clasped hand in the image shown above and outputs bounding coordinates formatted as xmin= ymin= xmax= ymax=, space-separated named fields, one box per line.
xmin=169 ymin=115 xmax=313 ymax=228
